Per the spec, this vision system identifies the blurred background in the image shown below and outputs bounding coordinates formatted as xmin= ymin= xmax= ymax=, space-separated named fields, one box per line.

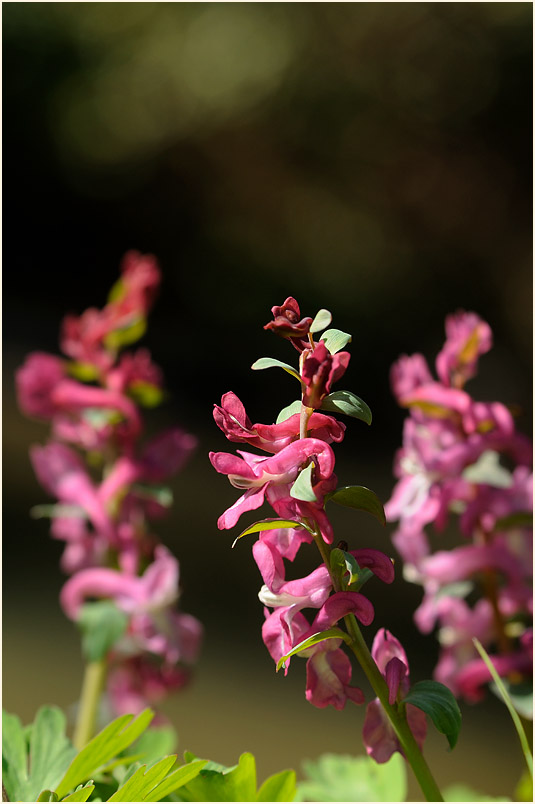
xmin=3 ymin=3 xmax=532 ymax=799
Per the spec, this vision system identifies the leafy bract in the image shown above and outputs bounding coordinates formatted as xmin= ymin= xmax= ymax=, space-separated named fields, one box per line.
xmin=276 ymin=629 xmax=349 ymax=671
xmin=320 ymin=329 xmax=352 ymax=354
xmin=251 ymin=357 xmax=301 ymax=382
xmin=257 ymin=769 xmax=297 ymax=802
xmin=233 ymin=518 xmax=314 ymax=547
xmin=403 ymin=680 xmax=462 ymax=750
xmin=55 ymin=710 xmax=154 ymax=799
xmin=290 ymin=463 xmax=317 ymax=502
xmin=2 ymin=707 xmax=77 ymax=803
xmin=310 ymin=309 xmax=332 ymax=334
xmin=295 ymin=752 xmax=406 ymax=802
xmin=320 ymin=391 xmax=372 ymax=425
xmin=276 ymin=400 xmax=302 ymax=424
xmin=77 ymin=600 xmax=129 ymax=663
xmin=326 ymin=485 xmax=386 ymax=525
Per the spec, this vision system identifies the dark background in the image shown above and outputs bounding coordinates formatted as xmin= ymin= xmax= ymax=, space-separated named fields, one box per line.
xmin=3 ymin=3 xmax=532 ymax=799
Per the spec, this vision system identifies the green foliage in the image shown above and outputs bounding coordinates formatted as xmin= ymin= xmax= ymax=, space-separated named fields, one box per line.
xmin=55 ymin=710 xmax=154 ymax=799
xmin=329 ymin=549 xmax=374 ymax=592
xmin=290 ymin=462 xmax=317 ymax=502
xmin=295 ymin=752 xmax=407 ymax=802
xmin=403 ymin=680 xmax=462 ymax=750
xmin=276 ymin=629 xmax=350 ymax=671
xmin=128 ymin=380 xmax=165 ymax=408
xmin=251 ymin=357 xmax=301 ymax=382
xmin=66 ymin=362 xmax=101 ymax=383
xmin=319 ymin=390 xmax=372 ymax=424
xmin=326 ymin=485 xmax=386 ymax=525
xmin=276 ymin=400 xmax=302 ymax=423
xmin=77 ymin=601 xmax=129 ymax=663
xmin=443 ymin=784 xmax=510 ymax=801
xmin=319 ymin=329 xmax=352 ymax=354
xmin=2 ymin=707 xmax=77 ymax=803
xmin=104 ymin=318 xmax=147 ymax=351
xmin=177 ymin=751 xmax=296 ymax=802
xmin=233 ymin=517 xmax=314 ymax=547
xmin=309 ymin=309 xmax=332 ymax=334
xmin=131 ymin=484 xmax=173 ymax=509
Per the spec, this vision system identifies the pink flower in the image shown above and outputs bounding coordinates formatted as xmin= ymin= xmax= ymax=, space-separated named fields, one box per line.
xmin=263 ymin=297 xmax=313 ymax=348
xmin=390 ymin=354 xmax=434 ymax=403
xmin=363 ymin=629 xmax=427 ymax=763
xmin=436 ymin=311 xmax=492 ymax=389
xmin=106 ymin=348 xmax=163 ymax=395
xmin=305 ymin=642 xmax=365 ymax=709
xmin=214 ymin=392 xmax=345 ymax=453
xmin=107 ymin=656 xmax=190 ymax=721
xmin=301 ymin=341 xmax=350 ymax=409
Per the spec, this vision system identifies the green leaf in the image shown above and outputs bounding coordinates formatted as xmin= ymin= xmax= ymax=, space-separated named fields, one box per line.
xmin=107 ymin=755 xmax=177 ymax=801
xmin=326 ymin=485 xmax=385 ymax=525
xmin=251 ymin=357 xmax=301 ymax=382
xmin=61 ymin=781 xmax=96 ymax=801
xmin=148 ymin=759 xmax=208 ymax=802
xmin=127 ymin=726 xmax=178 ymax=765
xmin=177 ymin=752 xmax=257 ymax=802
xmin=37 ymin=791 xmax=59 ymax=801
xmin=66 ymin=362 xmax=101 ymax=382
xmin=2 ymin=707 xmax=77 ymax=804
xmin=128 ymin=380 xmax=165 ymax=408
xmin=443 ymin=784 xmax=510 ymax=801
xmin=55 ymin=710 xmax=154 ymax=799
xmin=473 ymin=638 xmax=533 ymax=777
xmin=320 ymin=391 xmax=372 ymax=425
xmin=295 ymin=752 xmax=407 ymax=802
xmin=310 ymin=309 xmax=332 ymax=334
xmin=256 ymin=769 xmax=296 ymax=802
xmin=276 ymin=400 xmax=302 ymax=424
xmin=403 ymin=680 xmax=462 ymax=750
xmin=104 ymin=317 xmax=147 ymax=351
xmin=131 ymin=484 xmax=173 ymax=508
xmin=108 ymin=277 xmax=126 ymax=304
xmin=320 ymin=329 xmax=352 ymax=354
xmin=290 ymin=463 xmax=317 ymax=502
xmin=515 ymin=770 xmax=533 ymax=802
xmin=233 ymin=518 xmax=314 ymax=547
xmin=276 ymin=629 xmax=350 ymax=671
xmin=330 ymin=548 xmax=360 ymax=587
xmin=77 ymin=601 xmax=129 ymax=662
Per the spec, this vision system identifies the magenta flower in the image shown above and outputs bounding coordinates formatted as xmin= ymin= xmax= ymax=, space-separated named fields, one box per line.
xmin=301 ymin=341 xmax=350 ymax=409
xmin=435 ymin=311 xmax=492 ymax=389
xmin=363 ymin=629 xmax=427 ymax=763
xmin=107 ymin=656 xmax=191 ymax=721
xmin=214 ymin=392 xmax=345 ymax=453
xmin=263 ymin=296 xmax=313 ymax=347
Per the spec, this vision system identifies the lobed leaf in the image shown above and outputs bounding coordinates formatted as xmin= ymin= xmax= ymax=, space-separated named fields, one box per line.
xmin=276 ymin=629 xmax=350 ymax=671
xmin=295 ymin=752 xmax=407 ymax=802
xmin=107 ymin=755 xmax=177 ymax=801
xmin=251 ymin=357 xmax=301 ymax=382
xmin=55 ymin=710 xmax=154 ymax=799
xmin=326 ymin=485 xmax=385 ymax=525
xmin=177 ymin=751 xmax=257 ymax=802
xmin=320 ymin=391 xmax=372 ymax=425
xmin=403 ymin=680 xmax=462 ymax=750
xmin=320 ymin=328 xmax=352 ymax=354
xmin=149 ymin=758 xmax=208 ymax=801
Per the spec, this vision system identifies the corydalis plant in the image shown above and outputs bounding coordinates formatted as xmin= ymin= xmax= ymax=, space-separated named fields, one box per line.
xmin=16 ymin=251 xmax=202 ymax=745
xmin=386 ymin=312 xmax=532 ymax=713
xmin=211 ymin=297 xmax=460 ymax=802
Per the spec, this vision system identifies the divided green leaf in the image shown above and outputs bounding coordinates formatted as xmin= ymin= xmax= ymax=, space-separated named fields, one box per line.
xmin=320 ymin=328 xmax=352 ymax=354
xmin=290 ymin=463 xmax=317 ymax=502
xmin=251 ymin=357 xmax=301 ymax=382
xmin=326 ymin=485 xmax=386 ymax=525
xmin=61 ymin=781 xmax=96 ymax=802
xmin=55 ymin=710 xmax=154 ymax=799
xmin=320 ymin=391 xmax=372 ymax=425
xmin=403 ymin=680 xmax=462 ymax=750
xmin=310 ymin=309 xmax=332 ymax=334
xmin=77 ymin=600 xmax=129 ymax=663
xmin=276 ymin=400 xmax=302 ymax=424
xmin=107 ymin=755 xmax=177 ymax=801
xmin=177 ymin=751 xmax=257 ymax=801
xmin=295 ymin=752 xmax=407 ymax=802
xmin=276 ymin=629 xmax=350 ymax=672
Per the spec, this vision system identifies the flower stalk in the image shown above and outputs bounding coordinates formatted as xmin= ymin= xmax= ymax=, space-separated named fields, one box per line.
xmin=73 ymin=658 xmax=108 ymax=749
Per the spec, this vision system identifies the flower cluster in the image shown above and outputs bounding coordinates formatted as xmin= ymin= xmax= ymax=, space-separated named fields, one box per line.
xmin=211 ymin=298 xmax=425 ymax=762
xmin=16 ymin=251 xmax=202 ymax=720
xmin=386 ymin=311 xmax=532 ymax=704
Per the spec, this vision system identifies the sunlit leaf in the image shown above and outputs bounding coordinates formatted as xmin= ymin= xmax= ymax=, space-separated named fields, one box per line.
xmin=276 ymin=400 xmax=302 ymax=424
xmin=326 ymin=485 xmax=385 ymax=525
xmin=233 ymin=518 xmax=314 ymax=547
xmin=310 ymin=309 xmax=332 ymax=334
xmin=251 ymin=357 xmax=301 ymax=382
xmin=320 ymin=329 xmax=352 ymax=354
xmin=295 ymin=752 xmax=406 ymax=802
xmin=276 ymin=629 xmax=349 ymax=671
xmin=290 ymin=462 xmax=317 ymax=502
xmin=320 ymin=391 xmax=372 ymax=424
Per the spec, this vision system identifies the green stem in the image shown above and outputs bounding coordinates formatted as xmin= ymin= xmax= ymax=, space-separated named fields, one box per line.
xmin=313 ymin=534 xmax=443 ymax=802
xmin=73 ymin=658 xmax=108 ymax=750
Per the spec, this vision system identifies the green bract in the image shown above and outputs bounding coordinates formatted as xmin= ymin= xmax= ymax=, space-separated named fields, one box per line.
xmin=403 ymin=680 xmax=462 ymax=750
xmin=290 ymin=462 xmax=317 ymax=502
xmin=320 ymin=390 xmax=372 ymax=425
xmin=309 ymin=309 xmax=332 ymax=334
xmin=276 ymin=629 xmax=350 ymax=671
xmin=250 ymin=357 xmax=301 ymax=382
xmin=276 ymin=400 xmax=302 ymax=423
xmin=320 ymin=328 xmax=352 ymax=354
xmin=326 ymin=485 xmax=386 ymax=525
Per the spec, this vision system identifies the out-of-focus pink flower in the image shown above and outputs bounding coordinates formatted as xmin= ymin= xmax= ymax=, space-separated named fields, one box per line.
xmin=301 ymin=341 xmax=350 ymax=409
xmin=107 ymin=656 xmax=190 ymax=721
xmin=363 ymin=629 xmax=427 ymax=763
xmin=390 ymin=354 xmax=434 ymax=403
xmin=16 ymin=353 xmax=67 ymax=419
xmin=263 ymin=297 xmax=313 ymax=348
xmin=436 ymin=311 xmax=492 ymax=389
xmin=106 ymin=349 xmax=163 ymax=395
xmin=214 ymin=392 xmax=346 ymax=453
